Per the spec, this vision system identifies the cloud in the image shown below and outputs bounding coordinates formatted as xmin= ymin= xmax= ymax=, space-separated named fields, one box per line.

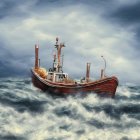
xmin=0 ymin=0 xmax=140 ymax=84
xmin=0 ymin=0 xmax=33 ymax=19
xmin=107 ymin=0 xmax=140 ymax=43
xmin=109 ymin=1 xmax=140 ymax=24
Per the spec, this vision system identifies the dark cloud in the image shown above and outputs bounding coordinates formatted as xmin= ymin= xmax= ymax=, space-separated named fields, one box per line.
xmin=35 ymin=0 xmax=73 ymax=8
xmin=35 ymin=0 xmax=113 ymax=9
xmin=0 ymin=59 xmax=31 ymax=78
xmin=106 ymin=1 xmax=140 ymax=48
xmin=135 ymin=27 xmax=140 ymax=40
xmin=0 ymin=0 xmax=113 ymax=20
xmin=0 ymin=1 xmax=15 ymax=19
xmin=0 ymin=42 xmax=30 ymax=77
xmin=0 ymin=0 xmax=31 ymax=19
xmin=0 ymin=60 xmax=19 ymax=77
xmin=110 ymin=2 xmax=140 ymax=25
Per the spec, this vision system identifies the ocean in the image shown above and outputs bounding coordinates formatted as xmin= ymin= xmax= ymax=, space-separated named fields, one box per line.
xmin=0 ymin=78 xmax=140 ymax=140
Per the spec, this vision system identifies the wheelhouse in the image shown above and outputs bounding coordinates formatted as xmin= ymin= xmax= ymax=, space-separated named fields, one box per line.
xmin=47 ymin=72 xmax=68 ymax=83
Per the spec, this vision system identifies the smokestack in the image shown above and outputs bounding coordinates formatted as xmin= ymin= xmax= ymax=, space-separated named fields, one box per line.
xmin=35 ymin=44 xmax=39 ymax=69
xmin=86 ymin=63 xmax=91 ymax=82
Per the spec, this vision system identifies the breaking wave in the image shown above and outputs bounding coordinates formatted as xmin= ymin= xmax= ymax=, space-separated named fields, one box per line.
xmin=0 ymin=78 xmax=140 ymax=140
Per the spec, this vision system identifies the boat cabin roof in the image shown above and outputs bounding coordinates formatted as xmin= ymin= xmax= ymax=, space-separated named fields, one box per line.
xmin=48 ymin=72 xmax=68 ymax=76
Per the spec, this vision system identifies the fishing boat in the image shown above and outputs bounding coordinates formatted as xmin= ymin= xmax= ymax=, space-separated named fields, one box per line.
xmin=31 ymin=38 xmax=118 ymax=97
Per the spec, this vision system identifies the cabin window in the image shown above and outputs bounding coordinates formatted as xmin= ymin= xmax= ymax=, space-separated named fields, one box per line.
xmin=47 ymin=73 xmax=53 ymax=81
xmin=55 ymin=74 xmax=67 ymax=82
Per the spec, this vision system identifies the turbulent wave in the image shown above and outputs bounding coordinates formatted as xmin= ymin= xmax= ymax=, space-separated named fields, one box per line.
xmin=0 ymin=78 xmax=140 ymax=140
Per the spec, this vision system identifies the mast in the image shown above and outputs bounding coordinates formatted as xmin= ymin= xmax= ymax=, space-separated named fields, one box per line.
xmin=55 ymin=37 xmax=65 ymax=72
xmin=53 ymin=52 xmax=57 ymax=71
xmin=61 ymin=54 xmax=64 ymax=71
xmin=35 ymin=44 xmax=39 ymax=69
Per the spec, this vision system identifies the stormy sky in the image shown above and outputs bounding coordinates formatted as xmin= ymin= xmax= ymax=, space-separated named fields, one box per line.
xmin=0 ymin=0 xmax=140 ymax=84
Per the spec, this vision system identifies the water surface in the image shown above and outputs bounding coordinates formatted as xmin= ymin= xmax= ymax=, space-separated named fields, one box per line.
xmin=0 ymin=78 xmax=140 ymax=140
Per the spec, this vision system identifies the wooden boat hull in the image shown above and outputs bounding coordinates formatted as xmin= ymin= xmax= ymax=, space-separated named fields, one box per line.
xmin=31 ymin=69 xmax=118 ymax=97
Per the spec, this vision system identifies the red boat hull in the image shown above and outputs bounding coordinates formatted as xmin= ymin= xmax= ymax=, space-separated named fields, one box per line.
xmin=31 ymin=69 xmax=118 ymax=97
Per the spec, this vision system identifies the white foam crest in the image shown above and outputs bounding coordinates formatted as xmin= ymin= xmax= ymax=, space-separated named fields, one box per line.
xmin=13 ymin=88 xmax=48 ymax=101
xmin=0 ymin=104 xmax=57 ymax=139
xmin=117 ymin=85 xmax=133 ymax=98
xmin=1 ymin=79 xmax=140 ymax=140
xmin=1 ymin=99 xmax=140 ymax=140
xmin=76 ymin=126 xmax=140 ymax=140
xmin=28 ymin=114 xmax=85 ymax=140
xmin=120 ymin=114 xmax=140 ymax=126
xmin=32 ymin=115 xmax=78 ymax=139
xmin=27 ymin=118 xmax=140 ymax=140
xmin=79 ymin=93 xmax=115 ymax=106
xmin=0 ymin=101 xmax=77 ymax=139
xmin=44 ymin=95 xmax=117 ymax=125
xmin=45 ymin=94 xmax=139 ymax=126
xmin=59 ymin=95 xmax=140 ymax=127
xmin=117 ymin=85 xmax=140 ymax=98
xmin=115 ymin=98 xmax=140 ymax=108
xmin=0 ymin=105 xmax=27 ymax=136
xmin=124 ymin=82 xmax=138 ymax=87
xmin=0 ymin=80 xmax=50 ymax=102
xmin=70 ymin=96 xmax=116 ymax=124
